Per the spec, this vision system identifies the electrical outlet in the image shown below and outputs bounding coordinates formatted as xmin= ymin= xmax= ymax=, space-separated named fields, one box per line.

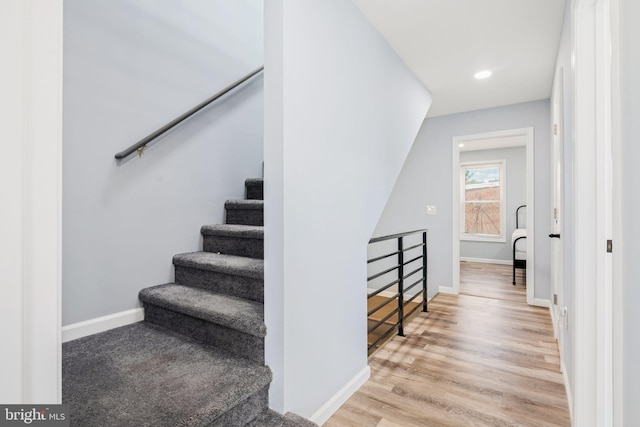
xmin=426 ymin=205 xmax=437 ymax=215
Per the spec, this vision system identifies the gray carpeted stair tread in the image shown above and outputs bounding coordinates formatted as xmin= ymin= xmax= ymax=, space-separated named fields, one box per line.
xmin=173 ymin=251 xmax=263 ymax=279
xmin=201 ymin=224 xmax=264 ymax=259
xmin=283 ymin=412 xmax=318 ymax=426
xmin=201 ymin=224 xmax=264 ymax=239
xmin=140 ymin=284 xmax=266 ymax=338
xmin=225 ymin=199 xmax=264 ymax=210
xmin=63 ymin=322 xmax=271 ymax=427
xmin=247 ymin=409 xmax=318 ymax=427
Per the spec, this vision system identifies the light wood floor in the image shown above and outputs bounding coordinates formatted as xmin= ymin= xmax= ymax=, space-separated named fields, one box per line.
xmin=460 ymin=261 xmax=526 ymax=302
xmin=325 ymin=262 xmax=570 ymax=427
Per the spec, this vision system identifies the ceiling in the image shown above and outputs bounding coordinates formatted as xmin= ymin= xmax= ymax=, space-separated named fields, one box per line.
xmin=352 ymin=0 xmax=566 ymax=117
xmin=459 ymin=134 xmax=526 ymax=152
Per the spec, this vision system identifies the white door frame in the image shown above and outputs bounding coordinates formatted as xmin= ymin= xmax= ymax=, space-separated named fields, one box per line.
xmin=550 ymin=67 xmax=565 ymax=351
xmin=609 ymin=0 xmax=623 ymax=424
xmin=571 ymin=0 xmax=616 ymax=424
xmin=0 ymin=0 xmax=63 ymax=403
xmin=449 ymin=127 xmax=537 ymax=306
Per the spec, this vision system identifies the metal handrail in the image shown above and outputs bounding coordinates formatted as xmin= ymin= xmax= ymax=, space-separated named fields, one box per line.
xmin=367 ymin=229 xmax=428 ymax=355
xmin=369 ymin=229 xmax=427 ymax=244
xmin=114 ymin=66 xmax=264 ymax=160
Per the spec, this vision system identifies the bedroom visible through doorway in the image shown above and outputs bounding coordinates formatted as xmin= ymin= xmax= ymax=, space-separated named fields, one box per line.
xmin=451 ymin=128 xmax=536 ymax=305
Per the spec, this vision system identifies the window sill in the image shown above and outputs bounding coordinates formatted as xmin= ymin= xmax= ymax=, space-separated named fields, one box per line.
xmin=460 ymin=234 xmax=507 ymax=243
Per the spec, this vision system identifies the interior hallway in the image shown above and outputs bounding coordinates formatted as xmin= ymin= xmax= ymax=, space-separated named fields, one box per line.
xmin=325 ymin=261 xmax=570 ymax=426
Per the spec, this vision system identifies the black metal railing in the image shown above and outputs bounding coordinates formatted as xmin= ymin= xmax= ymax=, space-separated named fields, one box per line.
xmin=367 ymin=229 xmax=428 ymax=355
xmin=114 ymin=66 xmax=264 ymax=161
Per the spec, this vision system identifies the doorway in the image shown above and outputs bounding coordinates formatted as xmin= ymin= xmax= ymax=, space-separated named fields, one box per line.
xmin=450 ymin=128 xmax=536 ymax=305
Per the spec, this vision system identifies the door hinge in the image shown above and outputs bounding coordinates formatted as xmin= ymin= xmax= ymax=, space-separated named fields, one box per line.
xmin=607 ymin=240 xmax=613 ymax=253
xmin=554 ymin=294 xmax=558 ymax=305
xmin=553 ymin=208 xmax=557 ymax=220
xmin=554 ymin=124 xmax=558 ymax=136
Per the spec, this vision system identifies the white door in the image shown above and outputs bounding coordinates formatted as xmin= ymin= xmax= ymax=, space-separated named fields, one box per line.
xmin=550 ymin=68 xmax=565 ymax=355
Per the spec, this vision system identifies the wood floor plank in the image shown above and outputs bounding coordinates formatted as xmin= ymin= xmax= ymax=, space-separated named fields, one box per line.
xmin=325 ymin=262 xmax=570 ymax=426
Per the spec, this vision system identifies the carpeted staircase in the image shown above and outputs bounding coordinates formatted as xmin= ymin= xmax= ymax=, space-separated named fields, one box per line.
xmin=63 ymin=178 xmax=316 ymax=427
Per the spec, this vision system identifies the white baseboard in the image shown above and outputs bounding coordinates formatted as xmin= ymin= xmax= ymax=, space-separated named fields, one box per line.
xmin=561 ymin=359 xmax=574 ymax=424
xmin=532 ymin=298 xmax=550 ymax=308
xmin=550 ymin=306 xmax=558 ymax=339
xmin=309 ymin=365 xmax=370 ymax=425
xmin=62 ymin=308 xmax=144 ymax=343
xmin=438 ymin=286 xmax=457 ymax=295
xmin=460 ymin=257 xmax=512 ymax=265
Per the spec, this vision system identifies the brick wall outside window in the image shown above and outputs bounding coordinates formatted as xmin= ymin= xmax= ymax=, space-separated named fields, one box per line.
xmin=464 ymin=186 xmax=500 ymax=235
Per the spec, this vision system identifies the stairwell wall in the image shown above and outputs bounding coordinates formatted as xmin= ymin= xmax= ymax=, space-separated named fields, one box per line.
xmin=264 ymin=0 xmax=432 ymax=421
xmin=63 ymin=0 xmax=264 ymax=326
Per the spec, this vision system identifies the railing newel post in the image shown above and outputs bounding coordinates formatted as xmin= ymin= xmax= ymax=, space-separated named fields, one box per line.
xmin=422 ymin=231 xmax=428 ymax=312
xmin=397 ymin=236 xmax=405 ymax=337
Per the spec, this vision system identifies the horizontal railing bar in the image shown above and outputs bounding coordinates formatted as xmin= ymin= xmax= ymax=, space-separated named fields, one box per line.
xmin=402 ymin=266 xmax=423 ymax=281
xmin=367 ymin=279 xmax=400 ymax=298
xmin=367 ymin=250 xmax=400 ymax=264
xmin=114 ymin=66 xmax=264 ymax=160
xmin=367 ymin=308 xmax=399 ymax=334
xmin=368 ymin=323 xmax=400 ymax=352
xmin=367 ymin=293 xmax=400 ymax=316
xmin=369 ymin=229 xmax=428 ymax=244
xmin=367 ymin=264 xmax=400 ymax=282
xmin=403 ymin=254 xmax=423 ymax=266
xmin=404 ymin=300 xmax=423 ymax=319
xmin=404 ymin=290 xmax=423 ymax=305
xmin=404 ymin=277 xmax=424 ymax=293
xmin=402 ymin=243 xmax=425 ymax=252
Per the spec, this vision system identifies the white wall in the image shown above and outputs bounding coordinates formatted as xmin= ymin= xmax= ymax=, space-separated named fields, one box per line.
xmin=63 ymin=0 xmax=264 ymax=325
xmin=460 ymin=146 xmax=527 ymax=262
xmin=373 ymin=100 xmax=551 ymax=300
xmin=264 ymin=0 xmax=432 ymax=420
xmin=620 ymin=0 xmax=640 ymax=422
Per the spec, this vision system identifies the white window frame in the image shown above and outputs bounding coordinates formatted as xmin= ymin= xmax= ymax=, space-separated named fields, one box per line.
xmin=460 ymin=159 xmax=507 ymax=242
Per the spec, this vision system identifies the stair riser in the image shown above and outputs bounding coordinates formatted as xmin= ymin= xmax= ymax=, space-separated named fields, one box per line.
xmin=226 ymin=209 xmax=263 ymax=226
xmin=174 ymin=266 xmax=264 ymax=303
xmin=203 ymin=235 xmax=264 ymax=259
xmin=144 ymin=305 xmax=264 ymax=364
xmin=210 ymin=386 xmax=268 ymax=427
xmin=246 ymin=185 xmax=263 ymax=200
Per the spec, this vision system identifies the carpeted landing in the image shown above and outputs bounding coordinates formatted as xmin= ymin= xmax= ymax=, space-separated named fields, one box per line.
xmin=63 ymin=177 xmax=316 ymax=427
xmin=63 ymin=322 xmax=271 ymax=427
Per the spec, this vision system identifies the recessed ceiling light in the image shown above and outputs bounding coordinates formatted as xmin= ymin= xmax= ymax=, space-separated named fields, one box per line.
xmin=474 ymin=70 xmax=492 ymax=79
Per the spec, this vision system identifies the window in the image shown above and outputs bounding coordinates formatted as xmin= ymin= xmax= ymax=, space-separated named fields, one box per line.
xmin=460 ymin=160 xmax=506 ymax=242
